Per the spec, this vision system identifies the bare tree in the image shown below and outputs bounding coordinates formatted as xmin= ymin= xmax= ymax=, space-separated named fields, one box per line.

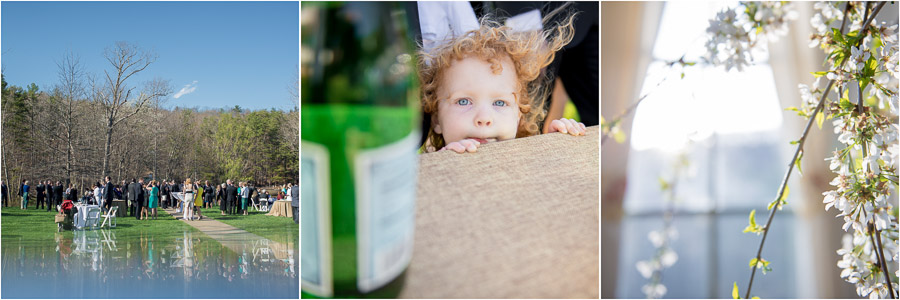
xmin=92 ymin=42 xmax=171 ymax=178
xmin=283 ymin=65 xmax=299 ymax=151
xmin=51 ymin=51 xmax=87 ymax=183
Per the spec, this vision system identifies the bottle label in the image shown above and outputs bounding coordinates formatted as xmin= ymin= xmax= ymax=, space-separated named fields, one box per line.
xmin=355 ymin=130 xmax=419 ymax=293
xmin=301 ymin=141 xmax=333 ymax=298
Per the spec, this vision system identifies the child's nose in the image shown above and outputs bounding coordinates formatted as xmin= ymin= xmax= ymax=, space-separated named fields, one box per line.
xmin=474 ymin=108 xmax=493 ymax=127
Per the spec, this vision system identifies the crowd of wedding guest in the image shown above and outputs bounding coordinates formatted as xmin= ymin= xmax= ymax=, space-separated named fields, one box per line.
xmin=0 ymin=177 xmax=298 ymax=222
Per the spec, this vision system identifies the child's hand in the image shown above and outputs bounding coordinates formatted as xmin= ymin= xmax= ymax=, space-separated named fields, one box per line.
xmin=440 ymin=139 xmax=481 ymax=153
xmin=548 ymin=118 xmax=586 ymax=136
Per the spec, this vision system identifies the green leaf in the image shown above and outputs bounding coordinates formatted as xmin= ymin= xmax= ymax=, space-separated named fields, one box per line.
xmin=795 ymin=150 xmax=804 ymax=176
xmin=780 ymin=186 xmax=790 ymax=203
xmin=874 ymin=35 xmax=884 ymax=50
xmin=756 ymin=26 xmax=763 ymax=35
xmin=866 ymin=56 xmax=878 ymax=77
xmin=811 ymin=71 xmax=828 ymax=78
xmin=658 ymin=177 xmax=670 ymax=191
xmin=834 ymin=50 xmax=846 ymax=66
xmin=749 ymin=258 xmax=759 ymax=268
xmin=769 ymin=186 xmax=790 ymax=210
xmin=789 ymin=140 xmax=799 ymax=145
xmin=681 ymin=72 xmax=685 ymax=79
xmin=733 ymin=282 xmax=740 ymax=299
xmin=840 ymin=97 xmax=854 ymax=110
xmin=744 ymin=209 xmax=763 ymax=234
xmin=816 ymin=111 xmax=824 ymax=130
xmin=832 ymin=28 xmax=845 ymax=45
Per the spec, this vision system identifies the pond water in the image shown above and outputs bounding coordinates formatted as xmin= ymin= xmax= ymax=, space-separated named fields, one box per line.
xmin=2 ymin=229 xmax=298 ymax=298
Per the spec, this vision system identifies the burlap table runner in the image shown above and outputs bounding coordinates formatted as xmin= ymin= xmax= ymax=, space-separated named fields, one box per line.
xmin=400 ymin=126 xmax=599 ymax=298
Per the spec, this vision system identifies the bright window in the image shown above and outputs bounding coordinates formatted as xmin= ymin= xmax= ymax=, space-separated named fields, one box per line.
xmin=617 ymin=2 xmax=797 ymax=298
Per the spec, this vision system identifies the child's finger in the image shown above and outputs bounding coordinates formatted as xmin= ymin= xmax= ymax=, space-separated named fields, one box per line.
xmin=552 ymin=119 xmax=568 ymax=134
xmin=462 ymin=140 xmax=478 ymax=152
xmin=573 ymin=121 xmax=585 ymax=135
xmin=445 ymin=143 xmax=465 ymax=153
xmin=565 ymin=119 xmax=578 ymax=136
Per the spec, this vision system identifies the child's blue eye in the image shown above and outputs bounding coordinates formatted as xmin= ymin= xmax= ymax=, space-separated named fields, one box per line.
xmin=456 ymin=98 xmax=471 ymax=105
xmin=493 ymin=100 xmax=507 ymax=107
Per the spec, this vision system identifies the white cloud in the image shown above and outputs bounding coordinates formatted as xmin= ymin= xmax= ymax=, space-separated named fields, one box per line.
xmin=173 ymin=80 xmax=198 ymax=99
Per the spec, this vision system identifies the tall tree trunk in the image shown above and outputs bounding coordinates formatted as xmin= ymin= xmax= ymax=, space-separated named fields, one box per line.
xmin=30 ymin=113 xmax=35 ymax=182
xmin=1 ymin=141 xmax=8 ymax=190
xmin=66 ymin=111 xmax=72 ymax=184
xmin=102 ymin=120 xmax=113 ymax=178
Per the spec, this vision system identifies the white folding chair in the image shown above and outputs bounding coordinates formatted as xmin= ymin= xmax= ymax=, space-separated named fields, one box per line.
xmin=252 ymin=197 xmax=263 ymax=212
xmin=101 ymin=206 xmax=118 ymax=228
xmin=259 ymin=197 xmax=270 ymax=212
xmin=85 ymin=207 xmax=102 ymax=230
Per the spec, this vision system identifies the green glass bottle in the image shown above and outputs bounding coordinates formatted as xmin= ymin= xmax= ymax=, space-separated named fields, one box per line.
xmin=301 ymin=2 xmax=419 ymax=299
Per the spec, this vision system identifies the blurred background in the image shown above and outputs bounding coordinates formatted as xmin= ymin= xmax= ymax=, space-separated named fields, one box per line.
xmin=601 ymin=1 xmax=899 ymax=298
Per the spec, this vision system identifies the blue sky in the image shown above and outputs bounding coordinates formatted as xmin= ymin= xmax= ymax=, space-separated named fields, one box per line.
xmin=1 ymin=1 xmax=298 ymax=111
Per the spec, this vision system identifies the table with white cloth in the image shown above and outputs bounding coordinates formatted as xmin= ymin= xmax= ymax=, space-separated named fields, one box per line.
xmin=266 ymin=200 xmax=293 ymax=218
xmin=73 ymin=204 xmax=100 ymax=229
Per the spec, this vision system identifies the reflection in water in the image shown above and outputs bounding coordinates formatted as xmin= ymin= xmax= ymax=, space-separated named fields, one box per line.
xmin=2 ymin=229 xmax=298 ymax=298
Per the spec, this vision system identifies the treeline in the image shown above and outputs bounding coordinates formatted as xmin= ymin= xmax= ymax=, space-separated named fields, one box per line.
xmin=1 ymin=42 xmax=298 ymax=196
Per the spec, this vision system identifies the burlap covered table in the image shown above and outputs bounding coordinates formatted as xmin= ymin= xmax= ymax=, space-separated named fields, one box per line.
xmin=400 ymin=126 xmax=599 ymax=298
xmin=267 ymin=200 xmax=293 ymax=218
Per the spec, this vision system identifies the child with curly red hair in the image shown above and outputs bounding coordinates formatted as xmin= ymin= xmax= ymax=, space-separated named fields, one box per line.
xmin=418 ymin=10 xmax=586 ymax=153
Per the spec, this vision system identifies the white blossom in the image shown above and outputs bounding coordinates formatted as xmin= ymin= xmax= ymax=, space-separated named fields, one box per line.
xmin=660 ymin=247 xmax=678 ymax=268
xmin=814 ymin=2 xmax=843 ymax=22
xmin=642 ymin=283 xmax=667 ymax=299
xmin=705 ymin=2 xmax=795 ymax=71
xmin=850 ymin=46 xmax=871 ymax=73
xmin=636 ymin=260 xmax=655 ymax=279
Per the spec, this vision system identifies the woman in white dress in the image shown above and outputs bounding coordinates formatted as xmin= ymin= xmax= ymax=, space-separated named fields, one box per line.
xmin=93 ymin=183 xmax=102 ymax=206
xmin=183 ymin=178 xmax=195 ymax=221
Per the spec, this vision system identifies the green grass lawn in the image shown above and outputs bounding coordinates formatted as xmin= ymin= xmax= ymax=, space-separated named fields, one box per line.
xmin=1 ymin=205 xmax=297 ymax=247
xmin=198 ymin=207 xmax=297 ymax=244
xmin=0 ymin=205 xmax=199 ymax=242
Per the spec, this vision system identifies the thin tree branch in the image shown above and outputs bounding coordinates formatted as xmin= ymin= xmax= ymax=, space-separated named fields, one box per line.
xmin=600 ymin=62 xmax=679 ymax=145
xmin=744 ymin=2 xmax=886 ymax=298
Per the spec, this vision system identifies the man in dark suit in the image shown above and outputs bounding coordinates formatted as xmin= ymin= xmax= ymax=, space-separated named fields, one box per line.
xmin=290 ymin=183 xmax=299 ymax=224
xmin=104 ymin=176 xmax=115 ymax=213
xmin=35 ymin=181 xmax=46 ymax=210
xmin=52 ymin=181 xmax=64 ymax=211
xmin=128 ymin=179 xmax=141 ymax=219
xmin=224 ymin=180 xmax=237 ymax=216
xmin=45 ymin=180 xmax=54 ymax=211
xmin=1 ymin=180 xmax=8 ymax=207
xmin=161 ymin=181 xmax=169 ymax=209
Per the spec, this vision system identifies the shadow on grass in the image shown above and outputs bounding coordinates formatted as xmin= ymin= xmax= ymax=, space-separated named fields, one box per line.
xmin=1 ymin=213 xmax=29 ymax=217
